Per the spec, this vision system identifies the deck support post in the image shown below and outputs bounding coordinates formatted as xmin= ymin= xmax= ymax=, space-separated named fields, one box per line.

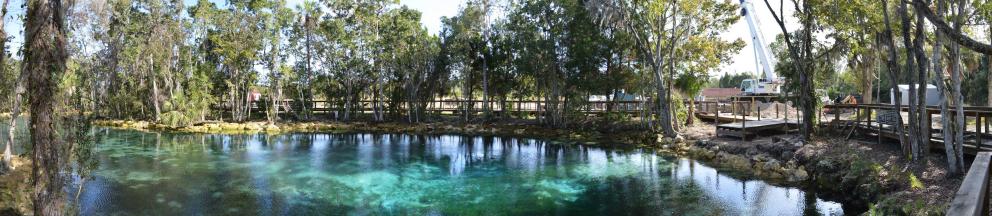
xmin=924 ymin=111 xmax=931 ymax=150
xmin=752 ymin=97 xmax=759 ymax=120
xmin=732 ymin=102 xmax=737 ymax=123
xmin=856 ymin=106 xmax=862 ymax=128
xmin=832 ymin=105 xmax=841 ymax=130
xmin=775 ymin=103 xmax=779 ymax=119
xmin=983 ymin=114 xmax=988 ymax=140
xmin=978 ymin=114 xmax=983 ymax=147
xmin=741 ymin=112 xmax=747 ymax=142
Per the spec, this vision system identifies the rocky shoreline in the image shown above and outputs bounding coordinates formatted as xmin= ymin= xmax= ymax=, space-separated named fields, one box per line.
xmin=92 ymin=119 xmax=661 ymax=147
xmin=85 ymin=119 xmax=952 ymax=215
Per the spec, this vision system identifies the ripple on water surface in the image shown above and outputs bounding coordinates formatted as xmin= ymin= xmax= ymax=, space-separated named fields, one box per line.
xmin=68 ymin=130 xmax=844 ymax=215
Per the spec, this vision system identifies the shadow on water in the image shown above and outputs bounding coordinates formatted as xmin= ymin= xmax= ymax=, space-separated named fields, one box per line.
xmin=43 ymin=128 xmax=851 ymax=215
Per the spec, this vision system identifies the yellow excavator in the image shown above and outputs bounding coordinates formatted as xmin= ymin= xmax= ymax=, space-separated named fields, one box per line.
xmin=824 ymin=95 xmax=859 ymax=114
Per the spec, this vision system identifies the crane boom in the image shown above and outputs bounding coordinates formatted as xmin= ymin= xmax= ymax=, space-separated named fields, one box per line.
xmin=739 ymin=0 xmax=777 ymax=81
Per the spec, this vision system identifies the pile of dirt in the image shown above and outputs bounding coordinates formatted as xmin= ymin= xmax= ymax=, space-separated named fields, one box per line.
xmin=756 ymin=101 xmax=800 ymax=119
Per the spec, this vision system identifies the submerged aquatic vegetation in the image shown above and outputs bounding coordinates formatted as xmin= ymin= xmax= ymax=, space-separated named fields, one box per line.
xmin=533 ymin=179 xmax=586 ymax=204
xmin=70 ymin=129 xmax=843 ymax=215
xmin=573 ymin=160 xmax=646 ymax=181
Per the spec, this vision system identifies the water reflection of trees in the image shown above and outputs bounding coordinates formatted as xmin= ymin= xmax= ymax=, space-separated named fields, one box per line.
xmin=671 ymin=158 xmax=842 ymax=215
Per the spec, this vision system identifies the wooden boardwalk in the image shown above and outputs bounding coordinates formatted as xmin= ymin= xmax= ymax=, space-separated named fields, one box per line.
xmin=823 ymin=104 xmax=992 ymax=155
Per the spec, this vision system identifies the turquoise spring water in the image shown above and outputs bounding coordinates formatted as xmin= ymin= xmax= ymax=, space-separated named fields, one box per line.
xmin=8 ymin=125 xmax=846 ymax=215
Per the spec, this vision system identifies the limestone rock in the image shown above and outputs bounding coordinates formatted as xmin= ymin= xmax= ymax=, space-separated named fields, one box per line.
xmin=243 ymin=123 xmax=263 ymax=131
xmin=763 ymin=159 xmax=782 ymax=171
xmin=264 ymin=124 xmax=280 ymax=132
xmin=794 ymin=169 xmax=808 ymax=180
xmin=220 ymin=123 xmax=241 ymax=131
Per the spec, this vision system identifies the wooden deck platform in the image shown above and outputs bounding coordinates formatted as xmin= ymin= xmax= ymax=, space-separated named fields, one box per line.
xmin=695 ymin=112 xmax=784 ymax=123
xmin=715 ymin=119 xmax=800 ymax=139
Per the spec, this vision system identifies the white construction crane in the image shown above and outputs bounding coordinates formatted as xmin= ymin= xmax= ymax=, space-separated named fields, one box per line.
xmin=738 ymin=0 xmax=782 ymax=96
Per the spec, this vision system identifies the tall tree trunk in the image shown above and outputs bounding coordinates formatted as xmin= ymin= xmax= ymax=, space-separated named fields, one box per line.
xmin=344 ymin=79 xmax=352 ymax=121
xmin=151 ymin=68 xmax=160 ymax=122
xmin=482 ymin=46 xmax=490 ymax=121
xmin=859 ymin=34 xmax=875 ymax=105
xmin=244 ymin=83 xmax=251 ymax=120
xmin=987 ymin=23 xmax=991 ymax=107
xmin=267 ymin=34 xmax=281 ymax=124
xmin=463 ymin=68 xmax=471 ymax=122
xmin=230 ymin=69 xmax=239 ymax=122
xmin=798 ymin=0 xmax=816 ymax=143
xmin=932 ymin=0 xmax=959 ymax=175
xmin=881 ymin=0 xmax=908 ymax=151
xmin=761 ymin=0 xmax=815 ymax=142
xmin=913 ymin=10 xmax=929 ymax=160
xmin=303 ymin=16 xmax=313 ymax=121
xmin=2 ymin=69 xmax=24 ymax=172
xmin=25 ymin=0 xmax=71 ymax=214
xmin=899 ymin=0 xmax=921 ymax=159
xmin=687 ymin=98 xmax=695 ymax=125
xmin=377 ymin=76 xmax=385 ymax=121
xmin=950 ymin=0 xmax=966 ymax=171
xmin=653 ymin=63 xmax=676 ymax=137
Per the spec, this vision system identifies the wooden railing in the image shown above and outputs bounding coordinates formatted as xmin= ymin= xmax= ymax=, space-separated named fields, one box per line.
xmin=248 ymin=99 xmax=652 ymax=114
xmin=947 ymin=152 xmax=992 ymax=216
xmin=822 ymin=104 xmax=992 ymax=154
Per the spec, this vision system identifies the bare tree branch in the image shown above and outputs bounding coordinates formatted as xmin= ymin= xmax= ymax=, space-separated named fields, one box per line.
xmin=910 ymin=0 xmax=992 ymax=54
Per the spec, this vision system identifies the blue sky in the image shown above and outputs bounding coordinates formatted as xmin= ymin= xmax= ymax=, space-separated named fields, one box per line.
xmin=275 ymin=0 xmax=465 ymax=34
xmin=2 ymin=0 xmax=24 ymax=57
xmin=0 ymin=0 xmax=802 ymax=78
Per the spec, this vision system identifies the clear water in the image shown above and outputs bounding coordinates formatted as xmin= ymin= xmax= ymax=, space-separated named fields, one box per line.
xmin=45 ymin=127 xmax=845 ymax=215
xmin=0 ymin=117 xmax=29 ymax=153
